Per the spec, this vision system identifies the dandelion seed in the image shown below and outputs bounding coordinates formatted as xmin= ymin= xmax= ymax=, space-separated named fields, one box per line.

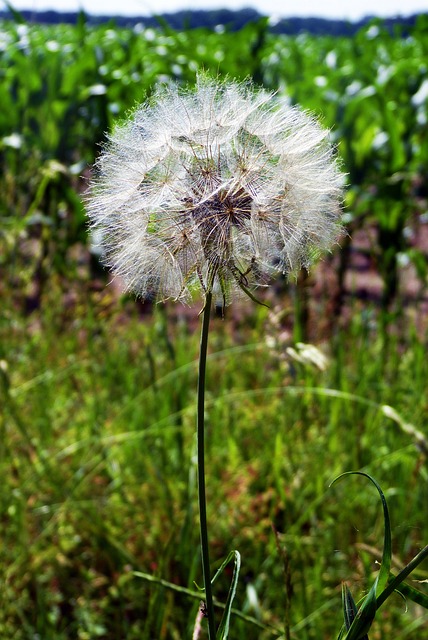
xmin=86 ymin=75 xmax=343 ymax=305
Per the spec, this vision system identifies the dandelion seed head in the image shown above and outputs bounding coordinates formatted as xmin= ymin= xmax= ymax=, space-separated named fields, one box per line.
xmin=86 ymin=75 xmax=344 ymax=305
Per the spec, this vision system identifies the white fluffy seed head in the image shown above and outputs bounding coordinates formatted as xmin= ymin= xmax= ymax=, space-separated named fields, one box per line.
xmin=86 ymin=75 xmax=344 ymax=305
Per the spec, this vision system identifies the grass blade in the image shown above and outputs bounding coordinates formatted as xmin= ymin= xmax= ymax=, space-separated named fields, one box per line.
xmin=344 ymin=582 xmax=376 ymax=640
xmin=377 ymin=545 xmax=428 ymax=610
xmin=342 ymin=583 xmax=358 ymax=631
xmin=331 ymin=472 xmax=392 ymax=595
xmin=331 ymin=472 xmax=393 ymax=640
xmin=212 ymin=550 xmax=241 ymax=640
xmin=388 ymin=575 xmax=428 ymax=609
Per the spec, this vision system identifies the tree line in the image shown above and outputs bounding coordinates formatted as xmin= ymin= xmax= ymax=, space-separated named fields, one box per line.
xmin=0 ymin=6 xmax=424 ymax=36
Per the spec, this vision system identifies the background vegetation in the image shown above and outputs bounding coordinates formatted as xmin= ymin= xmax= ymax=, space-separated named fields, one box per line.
xmin=0 ymin=10 xmax=427 ymax=639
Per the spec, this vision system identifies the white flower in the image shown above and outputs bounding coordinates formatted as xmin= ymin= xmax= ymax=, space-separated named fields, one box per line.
xmin=86 ymin=75 xmax=343 ymax=305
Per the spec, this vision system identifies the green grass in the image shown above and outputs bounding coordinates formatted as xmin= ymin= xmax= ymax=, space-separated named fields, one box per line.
xmin=1 ymin=280 xmax=427 ymax=639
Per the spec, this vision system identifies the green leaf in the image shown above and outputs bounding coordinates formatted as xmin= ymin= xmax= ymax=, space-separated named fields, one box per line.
xmin=344 ymin=582 xmax=377 ymax=640
xmin=332 ymin=475 xmax=427 ymax=638
xmin=377 ymin=545 xmax=428 ymax=610
xmin=3 ymin=0 xmax=26 ymax=23
xmin=342 ymin=583 xmax=359 ymax=631
xmin=331 ymin=472 xmax=393 ymax=640
xmin=211 ymin=550 xmax=241 ymax=640
xmin=388 ymin=575 xmax=428 ymax=609
xmin=332 ymin=472 xmax=392 ymax=595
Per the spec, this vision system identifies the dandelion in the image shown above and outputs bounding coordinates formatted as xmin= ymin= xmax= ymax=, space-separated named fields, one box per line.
xmin=86 ymin=75 xmax=344 ymax=639
xmin=87 ymin=75 xmax=343 ymax=306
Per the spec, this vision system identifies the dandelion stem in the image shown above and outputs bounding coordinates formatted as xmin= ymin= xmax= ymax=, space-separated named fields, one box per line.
xmin=197 ymin=290 xmax=216 ymax=638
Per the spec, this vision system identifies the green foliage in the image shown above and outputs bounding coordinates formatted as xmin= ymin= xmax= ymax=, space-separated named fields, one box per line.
xmin=1 ymin=15 xmax=427 ymax=319
xmin=1 ymin=288 xmax=427 ymax=637
xmin=212 ymin=549 xmax=242 ymax=639
xmin=1 ymin=12 xmax=427 ymax=639
xmin=335 ymin=473 xmax=428 ymax=640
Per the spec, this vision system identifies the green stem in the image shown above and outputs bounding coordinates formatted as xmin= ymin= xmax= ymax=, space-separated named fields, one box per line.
xmin=197 ymin=290 xmax=216 ymax=638
xmin=376 ymin=544 xmax=428 ymax=609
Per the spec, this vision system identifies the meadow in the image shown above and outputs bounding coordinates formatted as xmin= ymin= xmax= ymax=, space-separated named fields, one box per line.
xmin=1 ymin=12 xmax=427 ymax=639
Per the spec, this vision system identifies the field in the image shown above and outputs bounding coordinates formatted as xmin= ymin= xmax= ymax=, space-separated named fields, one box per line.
xmin=1 ymin=12 xmax=428 ymax=639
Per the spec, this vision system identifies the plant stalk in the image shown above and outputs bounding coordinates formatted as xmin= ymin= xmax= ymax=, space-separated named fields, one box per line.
xmin=197 ymin=290 xmax=216 ymax=638
xmin=376 ymin=544 xmax=428 ymax=609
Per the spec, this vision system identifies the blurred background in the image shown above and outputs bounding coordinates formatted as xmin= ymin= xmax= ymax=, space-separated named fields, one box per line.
xmin=1 ymin=2 xmax=427 ymax=639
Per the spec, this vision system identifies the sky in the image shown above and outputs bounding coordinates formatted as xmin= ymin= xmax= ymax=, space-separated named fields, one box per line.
xmin=4 ymin=0 xmax=428 ymax=20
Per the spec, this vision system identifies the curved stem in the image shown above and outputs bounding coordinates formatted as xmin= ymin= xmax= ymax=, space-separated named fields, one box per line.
xmin=197 ymin=290 xmax=216 ymax=638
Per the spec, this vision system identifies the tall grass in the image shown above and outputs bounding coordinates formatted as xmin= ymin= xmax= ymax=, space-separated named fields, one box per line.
xmin=1 ymin=282 xmax=427 ymax=638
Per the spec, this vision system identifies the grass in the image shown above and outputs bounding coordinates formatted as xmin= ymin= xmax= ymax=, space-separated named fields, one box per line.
xmin=1 ymin=276 xmax=427 ymax=639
